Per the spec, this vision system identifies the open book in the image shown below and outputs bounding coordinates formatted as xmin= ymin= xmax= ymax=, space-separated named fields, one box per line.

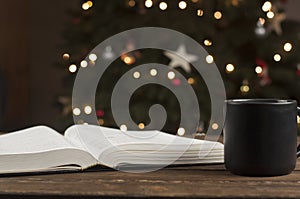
xmin=0 ymin=124 xmax=224 ymax=174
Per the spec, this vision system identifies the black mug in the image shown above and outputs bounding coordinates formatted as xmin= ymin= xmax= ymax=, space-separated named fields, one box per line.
xmin=224 ymin=99 xmax=300 ymax=176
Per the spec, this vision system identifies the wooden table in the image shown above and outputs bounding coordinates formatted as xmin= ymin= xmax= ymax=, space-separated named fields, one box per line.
xmin=0 ymin=160 xmax=299 ymax=199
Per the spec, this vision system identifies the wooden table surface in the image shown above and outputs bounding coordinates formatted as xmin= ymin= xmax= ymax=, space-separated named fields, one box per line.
xmin=0 ymin=160 xmax=299 ymax=199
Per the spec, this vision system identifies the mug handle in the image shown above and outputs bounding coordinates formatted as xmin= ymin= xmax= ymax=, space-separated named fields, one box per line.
xmin=297 ymin=107 xmax=300 ymax=158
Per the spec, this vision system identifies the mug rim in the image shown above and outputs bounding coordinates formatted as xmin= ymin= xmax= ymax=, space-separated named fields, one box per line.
xmin=226 ymin=98 xmax=296 ymax=105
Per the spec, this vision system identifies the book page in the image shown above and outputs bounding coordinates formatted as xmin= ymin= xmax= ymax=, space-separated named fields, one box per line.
xmin=64 ymin=125 xmax=122 ymax=159
xmin=0 ymin=126 xmax=78 ymax=154
xmin=64 ymin=124 xmax=217 ymax=161
xmin=65 ymin=125 xmax=224 ymax=168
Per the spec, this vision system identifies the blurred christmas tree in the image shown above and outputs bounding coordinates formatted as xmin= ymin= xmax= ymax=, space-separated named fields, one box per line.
xmin=58 ymin=0 xmax=300 ymax=134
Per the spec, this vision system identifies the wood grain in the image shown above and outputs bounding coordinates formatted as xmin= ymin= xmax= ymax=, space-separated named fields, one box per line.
xmin=0 ymin=160 xmax=299 ymax=199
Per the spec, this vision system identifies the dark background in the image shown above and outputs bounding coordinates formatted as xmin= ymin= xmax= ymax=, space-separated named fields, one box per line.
xmin=0 ymin=0 xmax=299 ymax=132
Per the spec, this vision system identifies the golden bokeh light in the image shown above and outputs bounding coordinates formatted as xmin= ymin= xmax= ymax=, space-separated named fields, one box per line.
xmin=204 ymin=39 xmax=212 ymax=46
xmin=273 ymin=54 xmax=281 ymax=62
xmin=197 ymin=9 xmax=204 ymax=16
xmin=69 ymin=64 xmax=77 ymax=73
xmin=226 ymin=64 xmax=235 ymax=73
xmin=167 ymin=71 xmax=176 ymax=80
xmin=84 ymin=106 xmax=92 ymax=115
xmin=150 ymin=69 xmax=157 ymax=76
xmin=138 ymin=123 xmax=145 ymax=129
xmin=206 ymin=55 xmax=214 ymax=64
xmin=177 ymin=127 xmax=186 ymax=136
xmin=283 ymin=42 xmax=292 ymax=52
xmin=255 ymin=66 xmax=263 ymax=74
xmin=133 ymin=71 xmax=141 ymax=79
xmin=62 ymin=53 xmax=70 ymax=60
xmin=214 ymin=11 xmax=222 ymax=20
xmin=262 ymin=1 xmax=272 ymax=12
xmin=73 ymin=108 xmax=81 ymax=116
xmin=178 ymin=1 xmax=187 ymax=9
xmin=267 ymin=11 xmax=274 ymax=19
xmin=145 ymin=0 xmax=153 ymax=8
xmin=187 ymin=77 xmax=195 ymax=84
xmin=159 ymin=2 xmax=168 ymax=10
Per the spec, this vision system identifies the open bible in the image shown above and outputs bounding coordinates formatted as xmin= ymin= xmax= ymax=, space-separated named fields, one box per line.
xmin=0 ymin=124 xmax=224 ymax=174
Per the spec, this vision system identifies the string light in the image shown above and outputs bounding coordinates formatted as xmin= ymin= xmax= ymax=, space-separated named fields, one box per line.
xmin=150 ymin=69 xmax=157 ymax=76
xmin=203 ymin=39 xmax=212 ymax=46
xmin=240 ymin=80 xmax=250 ymax=93
xmin=214 ymin=11 xmax=222 ymax=20
xmin=191 ymin=0 xmax=198 ymax=2
xmin=82 ymin=1 xmax=93 ymax=10
xmin=73 ymin=108 xmax=81 ymax=116
xmin=255 ymin=66 xmax=263 ymax=74
xmin=145 ymin=0 xmax=153 ymax=8
xmin=273 ymin=54 xmax=281 ymax=62
xmin=197 ymin=9 xmax=204 ymax=16
xmin=89 ymin=53 xmax=97 ymax=61
xmin=262 ymin=1 xmax=272 ymax=12
xmin=226 ymin=64 xmax=235 ymax=73
xmin=123 ymin=56 xmax=135 ymax=65
xmin=120 ymin=124 xmax=127 ymax=132
xmin=206 ymin=55 xmax=214 ymax=64
xmin=167 ymin=71 xmax=176 ymax=80
xmin=69 ymin=64 xmax=77 ymax=73
xmin=178 ymin=1 xmax=187 ymax=10
xmin=62 ymin=53 xmax=70 ymax=60
xmin=177 ymin=127 xmax=186 ymax=136
xmin=267 ymin=11 xmax=274 ymax=19
xmin=87 ymin=1 xmax=93 ymax=7
xmin=297 ymin=115 xmax=300 ymax=124
xmin=240 ymin=85 xmax=250 ymax=93
xmin=98 ymin=119 xmax=104 ymax=125
xmin=159 ymin=2 xmax=168 ymax=10
xmin=187 ymin=77 xmax=195 ymax=84
xmin=283 ymin=42 xmax=292 ymax=52
xmin=138 ymin=123 xmax=145 ymax=129
xmin=80 ymin=60 xmax=88 ymax=68
xmin=128 ymin=0 xmax=136 ymax=7
xmin=82 ymin=2 xmax=90 ymax=10
xmin=124 ymin=57 xmax=132 ymax=64
xmin=84 ymin=105 xmax=92 ymax=115
xmin=212 ymin=123 xmax=219 ymax=130
xmin=133 ymin=71 xmax=141 ymax=79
